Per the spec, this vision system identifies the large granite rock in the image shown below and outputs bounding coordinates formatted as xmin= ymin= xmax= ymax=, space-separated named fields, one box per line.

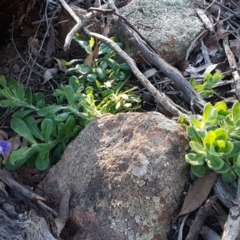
xmin=116 ymin=0 xmax=203 ymax=62
xmin=38 ymin=112 xmax=189 ymax=239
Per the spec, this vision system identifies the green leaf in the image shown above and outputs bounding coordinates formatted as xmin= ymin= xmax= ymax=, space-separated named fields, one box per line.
xmin=187 ymin=126 xmax=201 ymax=142
xmin=0 ymin=75 xmax=7 ymax=88
xmin=189 ymin=141 xmax=206 ymax=154
xmin=214 ymin=128 xmax=228 ymax=141
xmin=8 ymin=78 xmax=19 ymax=97
xmin=101 ymin=58 xmax=119 ymax=71
xmin=203 ymin=103 xmax=212 ymax=123
xmin=204 ymin=130 xmax=216 ymax=151
xmin=54 ymin=112 xmax=71 ymax=122
xmin=185 ymin=153 xmax=205 ymax=165
xmin=35 ymin=151 xmax=50 ymax=171
xmin=189 ymin=79 xmax=196 ymax=88
xmin=206 ymin=155 xmax=224 ymax=170
xmin=189 ymin=116 xmax=203 ymax=129
xmin=0 ymin=99 xmax=15 ymax=107
xmin=25 ymin=88 xmax=33 ymax=104
xmin=200 ymin=90 xmax=214 ymax=98
xmin=222 ymin=170 xmax=236 ymax=182
xmin=224 ymin=141 xmax=240 ymax=157
xmin=195 ymin=84 xmax=204 ymax=92
xmin=41 ymin=118 xmax=53 ymax=142
xmin=64 ymin=115 xmax=77 ymax=136
xmin=5 ymin=146 xmax=38 ymax=170
xmin=33 ymin=93 xmax=45 ymax=108
xmin=51 ymin=142 xmax=65 ymax=164
xmin=119 ymin=63 xmax=130 ymax=70
xmin=64 ymin=85 xmax=75 ymax=104
xmin=232 ymin=101 xmax=240 ymax=123
xmin=87 ymin=74 xmax=97 ymax=82
xmin=38 ymin=105 xmax=65 ymax=116
xmin=191 ymin=165 xmax=208 ymax=177
xmin=215 ymin=162 xmax=230 ymax=174
xmin=96 ymin=67 xmax=106 ymax=80
xmin=234 ymin=166 xmax=240 ymax=177
xmin=24 ymin=117 xmax=44 ymax=141
xmin=10 ymin=117 xmax=37 ymax=144
xmin=79 ymin=64 xmax=91 ymax=74
xmin=214 ymin=101 xmax=228 ymax=116
xmin=212 ymin=71 xmax=223 ymax=82
xmin=69 ymin=76 xmax=80 ymax=92
xmin=235 ymin=154 xmax=240 ymax=167
xmin=219 ymin=140 xmax=233 ymax=156
xmin=13 ymin=109 xmax=34 ymax=119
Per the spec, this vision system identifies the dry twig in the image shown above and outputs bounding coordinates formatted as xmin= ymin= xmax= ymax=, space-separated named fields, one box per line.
xmin=185 ymin=195 xmax=218 ymax=240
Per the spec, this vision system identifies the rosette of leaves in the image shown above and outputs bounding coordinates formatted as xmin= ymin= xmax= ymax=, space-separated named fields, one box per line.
xmin=190 ymin=71 xmax=223 ymax=98
xmin=182 ymin=101 xmax=240 ymax=182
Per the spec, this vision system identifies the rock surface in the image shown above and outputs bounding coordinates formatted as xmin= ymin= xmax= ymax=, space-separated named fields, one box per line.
xmin=38 ymin=112 xmax=189 ymax=239
xmin=117 ymin=0 xmax=203 ymax=62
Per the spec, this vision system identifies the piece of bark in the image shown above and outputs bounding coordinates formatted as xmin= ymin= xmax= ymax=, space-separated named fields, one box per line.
xmin=221 ymin=178 xmax=240 ymax=240
xmin=0 ymin=189 xmax=57 ymax=240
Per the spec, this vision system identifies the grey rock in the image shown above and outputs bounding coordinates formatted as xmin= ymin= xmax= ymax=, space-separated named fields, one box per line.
xmin=38 ymin=112 xmax=189 ymax=239
xmin=116 ymin=0 xmax=203 ymax=62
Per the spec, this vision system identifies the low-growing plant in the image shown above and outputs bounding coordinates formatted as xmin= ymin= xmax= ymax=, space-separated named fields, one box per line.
xmin=190 ymin=72 xmax=223 ymax=98
xmin=0 ymin=37 xmax=140 ymax=171
xmin=180 ymin=101 xmax=240 ymax=182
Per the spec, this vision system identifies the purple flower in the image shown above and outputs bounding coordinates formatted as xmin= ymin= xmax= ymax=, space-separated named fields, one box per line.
xmin=0 ymin=141 xmax=10 ymax=155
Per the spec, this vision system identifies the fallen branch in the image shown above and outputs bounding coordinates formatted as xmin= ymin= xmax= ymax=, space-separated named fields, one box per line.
xmin=117 ymin=19 xmax=206 ymax=112
xmin=0 ymin=168 xmax=58 ymax=216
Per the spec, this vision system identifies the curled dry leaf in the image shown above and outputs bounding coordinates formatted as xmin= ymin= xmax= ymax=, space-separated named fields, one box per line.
xmin=43 ymin=68 xmax=58 ymax=83
xmin=54 ymin=57 xmax=67 ymax=73
xmin=84 ymin=41 xmax=99 ymax=67
xmin=177 ymin=172 xmax=218 ymax=218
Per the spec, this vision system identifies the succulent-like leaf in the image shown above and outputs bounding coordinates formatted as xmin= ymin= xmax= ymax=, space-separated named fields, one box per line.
xmin=200 ymin=90 xmax=214 ymax=98
xmin=191 ymin=165 xmax=208 ymax=177
xmin=79 ymin=64 xmax=91 ymax=74
xmin=215 ymin=162 xmax=230 ymax=174
xmin=202 ymin=103 xmax=212 ymax=123
xmin=189 ymin=116 xmax=203 ymax=129
xmin=206 ymin=155 xmax=224 ymax=170
xmin=87 ymin=74 xmax=97 ymax=83
xmin=232 ymin=101 xmax=240 ymax=123
xmin=222 ymin=170 xmax=236 ymax=182
xmin=204 ymin=131 xmax=216 ymax=151
xmin=224 ymin=141 xmax=240 ymax=157
xmin=189 ymin=141 xmax=206 ymax=155
xmin=185 ymin=153 xmax=205 ymax=165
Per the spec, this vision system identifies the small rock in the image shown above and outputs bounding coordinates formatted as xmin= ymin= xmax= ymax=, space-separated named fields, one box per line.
xmin=38 ymin=112 xmax=189 ymax=239
xmin=115 ymin=0 xmax=203 ymax=63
